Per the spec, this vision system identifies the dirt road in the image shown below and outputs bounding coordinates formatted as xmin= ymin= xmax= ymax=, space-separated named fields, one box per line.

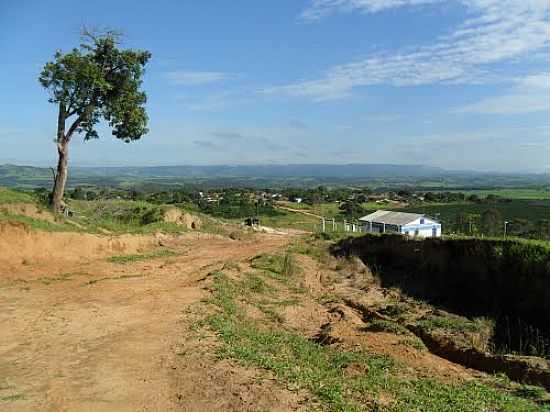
xmin=0 ymin=231 xmax=293 ymax=411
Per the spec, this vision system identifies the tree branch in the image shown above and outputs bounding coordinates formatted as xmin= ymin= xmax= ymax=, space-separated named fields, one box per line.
xmin=65 ymin=113 xmax=85 ymax=141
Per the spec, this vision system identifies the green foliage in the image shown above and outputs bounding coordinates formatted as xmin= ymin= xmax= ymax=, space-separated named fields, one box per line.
xmin=39 ymin=30 xmax=151 ymax=143
xmin=338 ymin=201 xmax=366 ymax=219
xmin=481 ymin=208 xmax=503 ymax=236
xmin=199 ymin=194 xmax=281 ymax=219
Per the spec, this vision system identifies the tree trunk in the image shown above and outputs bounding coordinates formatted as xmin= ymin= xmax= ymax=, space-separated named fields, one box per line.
xmin=51 ymin=103 xmax=68 ymax=212
xmin=51 ymin=142 xmax=69 ymax=212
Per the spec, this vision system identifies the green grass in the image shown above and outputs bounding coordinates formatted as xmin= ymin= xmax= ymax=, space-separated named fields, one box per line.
xmin=418 ymin=314 xmax=491 ymax=334
xmin=401 ymin=200 xmax=550 ymax=228
xmin=202 ymin=272 xmax=548 ymax=412
xmin=250 ymin=252 xmax=300 ymax=280
xmin=0 ymin=187 xmax=35 ymax=204
xmin=365 ymin=319 xmax=411 ymax=336
xmin=0 ymin=393 xmax=25 ymax=402
xmin=107 ymin=248 xmax=177 ymax=264
xmin=458 ymin=189 xmax=550 ymax=200
xmin=0 ymin=211 xmax=81 ymax=232
xmin=259 ymin=209 xmax=319 ymax=231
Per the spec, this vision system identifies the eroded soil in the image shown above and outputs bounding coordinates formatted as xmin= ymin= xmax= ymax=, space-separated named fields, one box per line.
xmin=0 ymin=229 xmax=297 ymax=411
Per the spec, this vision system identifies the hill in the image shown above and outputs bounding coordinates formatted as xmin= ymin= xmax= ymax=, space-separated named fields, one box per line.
xmin=4 ymin=163 xmax=550 ymax=189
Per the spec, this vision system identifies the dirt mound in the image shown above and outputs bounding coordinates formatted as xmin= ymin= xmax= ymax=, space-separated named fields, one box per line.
xmin=0 ymin=202 xmax=55 ymax=222
xmin=163 ymin=208 xmax=202 ymax=230
xmin=0 ymin=221 xmax=158 ymax=275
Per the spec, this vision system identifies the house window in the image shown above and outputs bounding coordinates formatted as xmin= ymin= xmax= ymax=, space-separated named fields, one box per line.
xmin=420 ymin=218 xmax=425 ymax=224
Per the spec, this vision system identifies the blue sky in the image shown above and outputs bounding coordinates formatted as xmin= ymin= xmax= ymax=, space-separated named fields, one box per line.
xmin=1 ymin=0 xmax=550 ymax=172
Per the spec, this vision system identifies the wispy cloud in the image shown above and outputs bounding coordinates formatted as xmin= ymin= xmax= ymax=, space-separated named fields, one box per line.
xmin=300 ymin=0 xmax=444 ymax=21
xmin=193 ymin=140 xmax=219 ymax=149
xmin=456 ymin=72 xmax=550 ymax=114
xmin=165 ymin=71 xmax=228 ymax=86
xmin=210 ymin=131 xmax=246 ymax=139
xmin=264 ymin=1 xmax=550 ymax=101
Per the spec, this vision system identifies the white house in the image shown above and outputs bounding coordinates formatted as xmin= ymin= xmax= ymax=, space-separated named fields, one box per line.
xmin=359 ymin=210 xmax=442 ymax=238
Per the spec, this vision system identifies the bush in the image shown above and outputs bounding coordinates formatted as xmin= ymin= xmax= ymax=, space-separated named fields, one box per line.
xmin=140 ymin=206 xmax=165 ymax=225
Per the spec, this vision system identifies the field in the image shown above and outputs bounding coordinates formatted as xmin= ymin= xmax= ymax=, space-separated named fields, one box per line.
xmin=1 ymin=187 xmax=549 ymax=411
xmin=458 ymin=188 xmax=550 ymax=200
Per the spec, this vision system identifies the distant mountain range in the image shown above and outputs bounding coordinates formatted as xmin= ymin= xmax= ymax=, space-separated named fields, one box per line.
xmin=1 ymin=163 xmax=549 ymax=189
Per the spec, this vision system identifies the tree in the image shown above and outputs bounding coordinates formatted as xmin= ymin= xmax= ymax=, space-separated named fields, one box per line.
xmin=481 ymin=208 xmax=502 ymax=236
xmin=39 ymin=29 xmax=151 ymax=212
xmin=339 ymin=201 xmax=366 ymax=219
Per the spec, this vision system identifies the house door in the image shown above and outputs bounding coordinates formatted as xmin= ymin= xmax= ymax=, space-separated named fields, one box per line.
xmin=432 ymin=226 xmax=437 ymax=237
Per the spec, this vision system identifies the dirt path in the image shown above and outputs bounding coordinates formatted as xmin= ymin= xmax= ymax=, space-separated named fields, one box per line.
xmin=0 ymin=232 xmax=294 ymax=411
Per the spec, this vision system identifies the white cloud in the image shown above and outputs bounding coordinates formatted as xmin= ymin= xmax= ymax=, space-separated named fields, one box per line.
xmin=456 ymin=72 xmax=550 ymax=114
xmin=165 ymin=71 xmax=228 ymax=86
xmin=264 ymin=1 xmax=550 ymax=101
xmin=300 ymin=0 xmax=445 ymax=21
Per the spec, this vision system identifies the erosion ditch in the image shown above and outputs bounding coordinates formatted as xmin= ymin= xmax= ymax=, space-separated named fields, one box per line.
xmin=330 ymin=234 xmax=550 ymax=389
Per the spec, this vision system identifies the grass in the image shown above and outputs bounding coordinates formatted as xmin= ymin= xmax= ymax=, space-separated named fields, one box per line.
xmin=0 ymin=211 xmax=81 ymax=232
xmin=250 ymin=252 xmax=301 ymax=280
xmin=0 ymin=187 xmax=35 ymax=204
xmin=201 ymin=271 xmax=548 ymax=412
xmin=401 ymin=200 xmax=550 ymax=229
xmin=259 ymin=209 xmax=319 ymax=231
xmin=458 ymin=189 xmax=550 ymax=200
xmin=417 ymin=314 xmax=489 ymax=334
xmin=107 ymin=248 xmax=177 ymax=264
xmin=365 ymin=319 xmax=411 ymax=336
xmin=0 ymin=393 xmax=25 ymax=402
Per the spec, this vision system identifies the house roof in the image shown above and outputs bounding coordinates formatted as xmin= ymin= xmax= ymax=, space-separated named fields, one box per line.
xmin=359 ymin=210 xmax=428 ymax=226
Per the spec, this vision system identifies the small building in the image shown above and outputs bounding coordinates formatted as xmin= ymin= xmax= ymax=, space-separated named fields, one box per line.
xmin=359 ymin=210 xmax=441 ymax=238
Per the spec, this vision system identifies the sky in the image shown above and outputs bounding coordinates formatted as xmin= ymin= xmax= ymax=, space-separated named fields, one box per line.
xmin=1 ymin=0 xmax=550 ymax=172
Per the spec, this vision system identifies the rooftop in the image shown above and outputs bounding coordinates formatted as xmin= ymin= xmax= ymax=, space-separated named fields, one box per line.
xmin=359 ymin=210 xmax=427 ymax=226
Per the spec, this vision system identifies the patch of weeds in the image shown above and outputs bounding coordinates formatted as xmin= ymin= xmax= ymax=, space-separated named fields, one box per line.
xmin=241 ymin=273 xmax=274 ymax=295
xmin=251 ymin=252 xmax=301 ymax=282
xmin=107 ymin=248 xmax=177 ymax=264
xmin=256 ymin=304 xmax=286 ymax=324
xmin=289 ymin=237 xmax=331 ymax=264
xmin=418 ymin=314 xmax=487 ymax=334
xmin=201 ymin=272 xmax=547 ymax=412
xmin=513 ymin=384 xmax=549 ymax=402
xmin=378 ymin=303 xmax=412 ymax=320
xmin=318 ymin=293 xmax=343 ymax=305
xmin=281 ymin=252 xmax=298 ymax=277
xmin=365 ymin=319 xmax=411 ymax=336
xmin=399 ymin=337 xmax=428 ymax=351
xmin=0 ymin=393 xmax=25 ymax=402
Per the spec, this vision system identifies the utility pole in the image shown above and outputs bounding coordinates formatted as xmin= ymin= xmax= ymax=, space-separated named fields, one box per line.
xmin=504 ymin=221 xmax=509 ymax=238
